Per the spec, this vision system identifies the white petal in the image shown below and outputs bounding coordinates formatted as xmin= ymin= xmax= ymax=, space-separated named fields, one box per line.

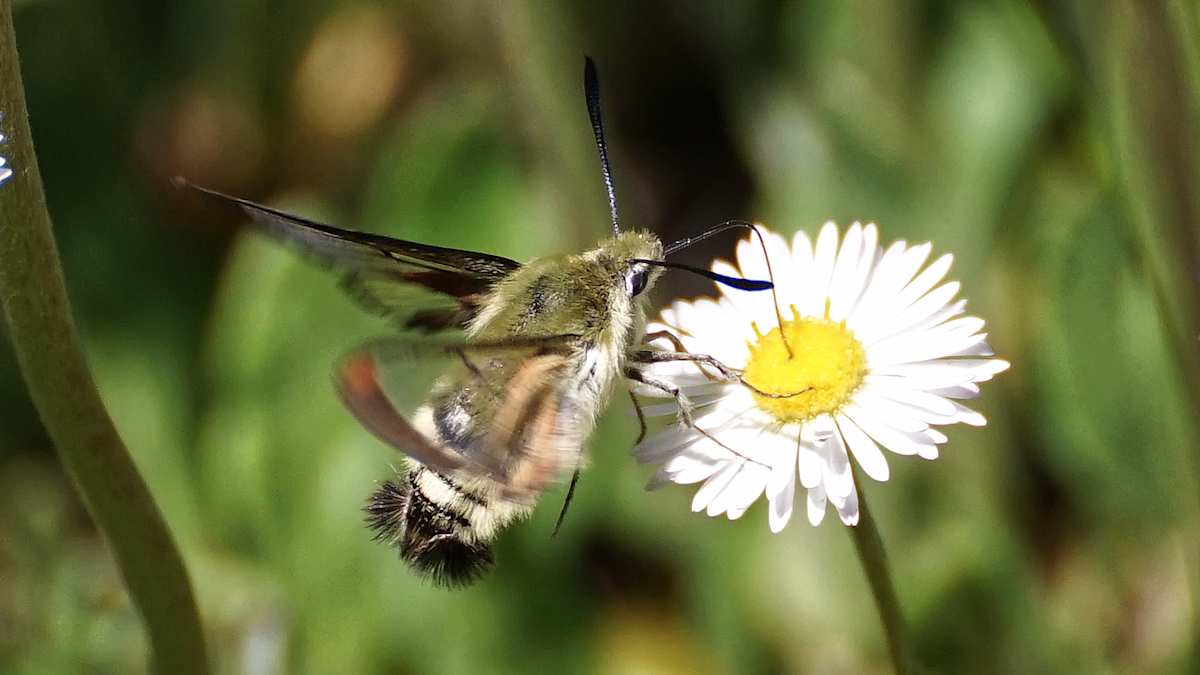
xmin=846 ymin=392 xmax=930 ymax=433
xmin=908 ymin=298 xmax=968 ymax=334
xmin=806 ymin=483 xmax=828 ymax=526
xmin=691 ymin=460 xmax=740 ymax=512
xmin=857 ymin=389 xmax=960 ymax=426
xmin=633 ymin=427 xmax=698 ymax=463
xmin=827 ymin=223 xmax=864 ymax=319
xmin=834 ymin=486 xmax=860 ymax=526
xmin=738 ymin=229 xmax=802 ymax=309
xmin=639 ymin=391 xmax=730 ymax=417
xmin=798 ymin=437 xmax=824 ymax=488
xmin=853 ymin=240 xmax=908 ymax=300
xmin=930 ymin=383 xmax=980 ymax=399
xmin=801 ymin=222 xmax=839 ymax=317
xmin=832 ymin=222 xmax=878 ymax=320
xmin=645 ymin=467 xmax=673 ymax=490
xmin=635 ymin=398 xmax=758 ymax=464
xmin=663 ymin=443 xmax=728 ymax=477
xmin=707 ymin=463 xmax=757 ymax=517
xmin=768 ymin=471 xmax=796 ymax=532
xmin=893 ymin=253 xmax=954 ymax=313
xmin=865 ymin=281 xmax=961 ymax=346
xmin=845 ymin=223 xmax=880 ymax=313
xmin=929 ymin=316 xmax=986 ymax=338
xmin=724 ymin=464 xmax=768 ymax=515
xmin=952 ymin=401 xmax=987 ymax=426
xmin=808 ymin=413 xmax=837 ymax=443
xmin=713 ymin=260 xmax=780 ymax=333
xmin=668 ymin=456 xmax=727 ymax=485
xmin=821 ymin=423 xmax=856 ymax=497
xmin=871 ymin=330 xmax=995 ymax=367
xmin=851 ymin=242 xmax=931 ymax=329
xmin=862 ymin=378 xmax=959 ymax=416
xmin=844 ymin=406 xmax=937 ymax=457
xmin=870 ymin=359 xmax=1005 ymax=389
xmin=980 ymin=359 xmax=1011 ymax=380
xmin=767 ymin=430 xmax=801 ymax=496
xmin=924 ymin=428 xmax=949 ymax=444
xmin=836 ymin=414 xmax=890 ymax=480
xmin=950 ymin=338 xmax=995 ymax=357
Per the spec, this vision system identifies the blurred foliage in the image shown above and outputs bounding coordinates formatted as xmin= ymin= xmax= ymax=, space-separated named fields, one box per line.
xmin=2 ymin=1 xmax=1199 ymax=673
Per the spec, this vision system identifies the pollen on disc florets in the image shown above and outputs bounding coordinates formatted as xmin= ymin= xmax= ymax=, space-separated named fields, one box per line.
xmin=742 ymin=309 xmax=868 ymax=424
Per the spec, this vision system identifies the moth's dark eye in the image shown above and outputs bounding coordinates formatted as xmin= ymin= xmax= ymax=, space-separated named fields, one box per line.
xmin=626 ymin=269 xmax=649 ymax=297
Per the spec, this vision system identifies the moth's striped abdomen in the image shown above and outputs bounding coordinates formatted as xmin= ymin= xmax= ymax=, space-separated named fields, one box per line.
xmin=364 ymin=403 xmax=536 ymax=587
xmin=364 ymin=468 xmax=496 ymax=587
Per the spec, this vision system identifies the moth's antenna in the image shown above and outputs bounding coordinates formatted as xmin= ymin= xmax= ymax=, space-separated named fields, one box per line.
xmin=663 ymin=220 xmax=792 ymax=357
xmin=584 ymin=56 xmax=621 ymax=236
xmin=664 ymin=219 xmax=755 ymax=256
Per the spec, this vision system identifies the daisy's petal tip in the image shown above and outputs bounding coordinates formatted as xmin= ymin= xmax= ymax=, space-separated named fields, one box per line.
xmin=834 ymin=489 xmax=860 ymax=525
xmin=954 ymin=402 xmax=988 ymax=426
xmin=806 ymin=502 xmax=825 ymax=526
xmin=838 ymin=506 xmax=860 ymax=526
xmin=645 ymin=472 xmax=671 ymax=491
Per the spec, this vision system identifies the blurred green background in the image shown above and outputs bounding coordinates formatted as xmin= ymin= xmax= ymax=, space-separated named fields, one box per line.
xmin=3 ymin=1 xmax=1200 ymax=673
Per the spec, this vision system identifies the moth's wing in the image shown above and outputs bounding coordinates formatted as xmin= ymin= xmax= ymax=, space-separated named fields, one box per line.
xmin=180 ymin=181 xmax=521 ymax=330
xmin=334 ymin=336 xmax=586 ymax=497
xmin=337 ymin=348 xmax=476 ymax=477
xmin=474 ymin=352 xmax=583 ymax=497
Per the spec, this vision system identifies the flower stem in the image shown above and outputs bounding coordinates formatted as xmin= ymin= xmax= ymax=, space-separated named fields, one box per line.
xmin=0 ymin=3 xmax=209 ymax=673
xmin=848 ymin=468 xmax=913 ymax=675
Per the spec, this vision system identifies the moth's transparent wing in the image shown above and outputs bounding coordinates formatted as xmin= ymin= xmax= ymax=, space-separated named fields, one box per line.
xmin=335 ymin=336 xmax=586 ymax=497
xmin=180 ymin=181 xmax=521 ymax=331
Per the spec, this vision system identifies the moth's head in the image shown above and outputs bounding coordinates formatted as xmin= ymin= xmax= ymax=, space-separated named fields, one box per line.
xmin=596 ymin=230 xmax=665 ymax=300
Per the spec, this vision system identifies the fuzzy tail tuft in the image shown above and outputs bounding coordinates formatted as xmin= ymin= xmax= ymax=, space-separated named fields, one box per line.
xmin=364 ymin=476 xmax=495 ymax=587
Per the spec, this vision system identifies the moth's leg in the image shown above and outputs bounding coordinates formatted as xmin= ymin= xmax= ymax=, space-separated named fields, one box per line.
xmin=625 ymin=367 xmax=698 ymax=427
xmin=631 ymin=349 xmax=810 ymax=400
xmin=632 ymin=349 xmax=741 ymax=382
xmin=629 ymin=390 xmax=648 ymax=445
xmin=643 ymin=329 xmax=688 ymax=352
xmin=624 ymin=367 xmax=769 ymax=468
xmin=551 ymin=469 xmax=582 ymax=538
xmin=454 ymin=347 xmax=483 ymax=379
xmin=643 ymin=329 xmax=718 ymax=380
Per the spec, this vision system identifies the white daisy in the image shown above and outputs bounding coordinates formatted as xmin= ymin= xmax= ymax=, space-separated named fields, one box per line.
xmin=0 ymin=131 xmax=11 ymax=185
xmin=632 ymin=222 xmax=1008 ymax=532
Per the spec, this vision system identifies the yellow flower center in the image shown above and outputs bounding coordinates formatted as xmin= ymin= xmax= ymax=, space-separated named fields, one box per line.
xmin=742 ymin=311 xmax=868 ymax=424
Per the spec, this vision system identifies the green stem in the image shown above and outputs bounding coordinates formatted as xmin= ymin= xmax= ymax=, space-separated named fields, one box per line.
xmin=0 ymin=3 xmax=209 ymax=673
xmin=848 ymin=468 xmax=912 ymax=675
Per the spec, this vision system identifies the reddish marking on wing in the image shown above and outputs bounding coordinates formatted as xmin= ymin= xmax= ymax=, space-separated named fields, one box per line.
xmin=336 ymin=352 xmax=468 ymax=474
xmin=340 ymin=353 xmax=380 ymax=398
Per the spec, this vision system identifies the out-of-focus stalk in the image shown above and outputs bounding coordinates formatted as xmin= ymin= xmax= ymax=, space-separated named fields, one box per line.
xmin=1064 ymin=0 xmax=1200 ymax=667
xmin=0 ymin=2 xmax=209 ymax=673
xmin=848 ymin=468 xmax=913 ymax=675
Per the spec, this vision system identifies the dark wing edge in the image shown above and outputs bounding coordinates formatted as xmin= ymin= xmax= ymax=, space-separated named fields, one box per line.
xmin=175 ymin=179 xmax=523 ymax=330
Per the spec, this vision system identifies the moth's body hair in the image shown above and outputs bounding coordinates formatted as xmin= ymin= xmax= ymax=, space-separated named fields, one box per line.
xmin=365 ymin=238 xmax=657 ymax=586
